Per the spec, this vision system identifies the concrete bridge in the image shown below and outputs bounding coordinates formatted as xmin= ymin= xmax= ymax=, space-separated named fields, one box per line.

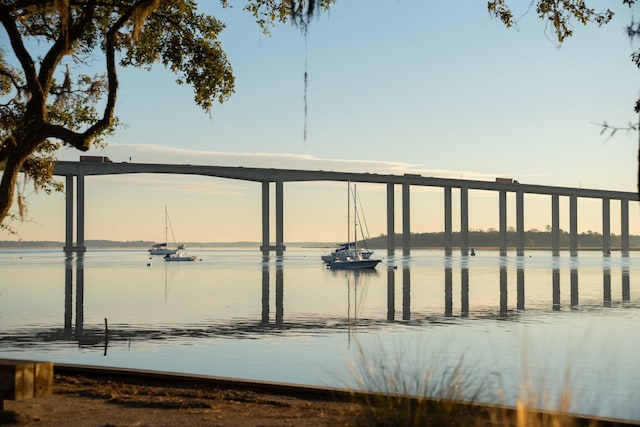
xmin=53 ymin=160 xmax=639 ymax=256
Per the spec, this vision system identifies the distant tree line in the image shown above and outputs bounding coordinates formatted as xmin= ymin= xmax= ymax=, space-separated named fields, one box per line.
xmin=365 ymin=229 xmax=640 ymax=250
xmin=0 ymin=240 xmax=152 ymax=248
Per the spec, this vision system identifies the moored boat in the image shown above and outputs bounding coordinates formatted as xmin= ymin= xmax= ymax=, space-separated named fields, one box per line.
xmin=149 ymin=243 xmax=177 ymax=256
xmin=328 ymin=251 xmax=381 ymax=269
xmin=328 ymin=183 xmax=381 ymax=270
xmin=321 ymin=242 xmax=373 ymax=263
xmin=164 ymin=250 xmax=197 ymax=262
xmin=149 ymin=206 xmax=181 ymax=256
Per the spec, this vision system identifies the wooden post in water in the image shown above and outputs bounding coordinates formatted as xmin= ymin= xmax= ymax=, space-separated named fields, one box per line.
xmin=104 ymin=318 xmax=109 ymax=356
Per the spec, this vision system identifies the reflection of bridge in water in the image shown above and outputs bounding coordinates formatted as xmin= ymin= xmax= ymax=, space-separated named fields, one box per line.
xmin=3 ymin=254 xmax=626 ymax=350
xmin=2 ymin=254 xmax=631 ymax=352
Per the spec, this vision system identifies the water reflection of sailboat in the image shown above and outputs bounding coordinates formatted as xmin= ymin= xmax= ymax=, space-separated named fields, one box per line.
xmin=346 ymin=270 xmax=373 ymax=346
xmin=164 ymin=262 xmax=169 ymax=306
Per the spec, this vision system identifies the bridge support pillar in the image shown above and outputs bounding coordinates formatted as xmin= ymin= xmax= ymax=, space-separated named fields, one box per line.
xmin=570 ymin=195 xmax=578 ymax=256
xmin=402 ymin=183 xmax=410 ymax=255
xmin=386 ymin=183 xmax=395 ymax=255
xmin=444 ymin=187 xmax=452 ymax=256
xmin=602 ymin=198 xmax=610 ymax=254
xmin=76 ymin=175 xmax=86 ymax=253
xmin=64 ymin=176 xmax=74 ymax=252
xmin=260 ymin=182 xmax=270 ymax=255
xmin=460 ymin=187 xmax=469 ymax=256
xmin=621 ymin=198 xmax=629 ymax=256
xmin=552 ymin=194 xmax=560 ymax=256
xmin=275 ymin=181 xmax=285 ymax=254
xmin=516 ymin=191 xmax=524 ymax=256
xmin=499 ymin=190 xmax=507 ymax=256
xmin=63 ymin=175 xmax=86 ymax=254
xmin=259 ymin=181 xmax=286 ymax=254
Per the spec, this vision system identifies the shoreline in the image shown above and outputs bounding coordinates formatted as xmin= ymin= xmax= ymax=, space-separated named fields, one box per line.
xmin=3 ymin=363 xmax=638 ymax=427
xmin=1 ymin=242 xmax=638 ymax=251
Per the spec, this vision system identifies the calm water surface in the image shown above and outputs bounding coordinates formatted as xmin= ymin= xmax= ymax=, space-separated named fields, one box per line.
xmin=1 ymin=247 xmax=639 ymax=421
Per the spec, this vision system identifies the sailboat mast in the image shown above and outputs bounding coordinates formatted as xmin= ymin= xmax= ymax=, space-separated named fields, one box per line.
xmin=347 ymin=181 xmax=350 ymax=250
xmin=353 ymin=184 xmax=357 ymax=250
xmin=164 ymin=205 xmax=168 ymax=244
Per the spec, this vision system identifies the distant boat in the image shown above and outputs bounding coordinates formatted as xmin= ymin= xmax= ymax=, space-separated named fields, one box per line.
xmin=321 ymin=242 xmax=373 ymax=264
xmin=328 ymin=251 xmax=380 ymax=270
xmin=329 ymin=183 xmax=381 ymax=270
xmin=164 ymin=250 xmax=197 ymax=262
xmin=149 ymin=242 xmax=177 ymax=256
xmin=148 ymin=206 xmax=179 ymax=256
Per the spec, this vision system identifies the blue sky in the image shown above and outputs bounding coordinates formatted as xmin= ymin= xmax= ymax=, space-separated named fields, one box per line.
xmin=5 ymin=1 xmax=640 ymax=243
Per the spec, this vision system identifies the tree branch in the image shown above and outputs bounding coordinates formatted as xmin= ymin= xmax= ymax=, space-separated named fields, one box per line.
xmin=38 ymin=1 xmax=98 ymax=99
xmin=0 ymin=4 xmax=43 ymax=106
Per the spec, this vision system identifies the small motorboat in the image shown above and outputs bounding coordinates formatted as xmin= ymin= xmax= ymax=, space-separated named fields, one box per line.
xmin=164 ymin=250 xmax=197 ymax=262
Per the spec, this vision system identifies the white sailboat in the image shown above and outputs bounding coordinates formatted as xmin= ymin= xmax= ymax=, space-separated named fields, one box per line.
xmin=329 ymin=183 xmax=381 ymax=270
xmin=321 ymin=242 xmax=374 ymax=264
xmin=149 ymin=242 xmax=176 ymax=256
xmin=149 ymin=206 xmax=178 ymax=256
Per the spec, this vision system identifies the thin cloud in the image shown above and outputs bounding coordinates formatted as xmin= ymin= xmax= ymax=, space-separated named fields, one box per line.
xmin=56 ymin=143 xmax=500 ymax=183
xmin=82 ymin=174 xmax=245 ymax=197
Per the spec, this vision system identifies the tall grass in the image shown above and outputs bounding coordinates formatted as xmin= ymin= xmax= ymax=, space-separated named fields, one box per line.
xmin=341 ymin=339 xmax=493 ymax=426
xmin=339 ymin=339 xmax=611 ymax=427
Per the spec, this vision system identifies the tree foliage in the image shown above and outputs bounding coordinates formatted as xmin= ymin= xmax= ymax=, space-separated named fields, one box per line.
xmin=2 ymin=0 xmax=638 ymax=233
xmin=488 ymin=1 xmax=640 ymax=196
xmin=488 ymin=1 xmax=638 ymax=108
xmin=0 ymin=0 xmax=333 ymax=231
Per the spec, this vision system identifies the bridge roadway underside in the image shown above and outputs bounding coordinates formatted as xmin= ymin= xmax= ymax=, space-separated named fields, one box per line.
xmin=52 ymin=161 xmax=638 ymax=256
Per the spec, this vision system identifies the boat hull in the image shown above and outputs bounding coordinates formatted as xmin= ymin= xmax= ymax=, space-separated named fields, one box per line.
xmin=164 ymin=253 xmax=197 ymax=262
xmin=328 ymin=259 xmax=381 ymax=270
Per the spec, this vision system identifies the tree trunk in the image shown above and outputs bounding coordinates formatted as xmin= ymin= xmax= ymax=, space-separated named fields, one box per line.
xmin=0 ymin=154 xmax=27 ymax=226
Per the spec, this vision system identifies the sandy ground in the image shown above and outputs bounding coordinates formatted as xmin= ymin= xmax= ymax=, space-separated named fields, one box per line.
xmin=3 ymin=372 xmax=639 ymax=427
xmin=1 ymin=373 xmax=360 ymax=427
